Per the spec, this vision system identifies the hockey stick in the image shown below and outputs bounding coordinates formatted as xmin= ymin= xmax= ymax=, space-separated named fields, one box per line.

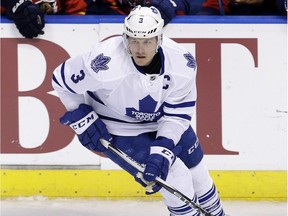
xmin=100 ymin=139 xmax=213 ymax=216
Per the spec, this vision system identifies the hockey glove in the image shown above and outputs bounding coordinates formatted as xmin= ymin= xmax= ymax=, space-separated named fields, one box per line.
xmin=9 ymin=0 xmax=45 ymax=38
xmin=148 ymin=0 xmax=190 ymax=25
xmin=141 ymin=137 xmax=182 ymax=194
xmin=60 ymin=104 xmax=112 ymax=152
xmin=134 ymin=171 xmax=163 ymax=195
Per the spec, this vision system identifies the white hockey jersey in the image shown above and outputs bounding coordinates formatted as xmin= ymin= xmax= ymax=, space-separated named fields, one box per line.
xmin=52 ymin=35 xmax=197 ymax=144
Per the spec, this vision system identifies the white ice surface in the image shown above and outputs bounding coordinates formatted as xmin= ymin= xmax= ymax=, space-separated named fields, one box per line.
xmin=1 ymin=197 xmax=287 ymax=216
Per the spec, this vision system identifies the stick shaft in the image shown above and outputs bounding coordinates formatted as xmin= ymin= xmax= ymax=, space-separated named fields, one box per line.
xmin=100 ymin=139 xmax=212 ymax=216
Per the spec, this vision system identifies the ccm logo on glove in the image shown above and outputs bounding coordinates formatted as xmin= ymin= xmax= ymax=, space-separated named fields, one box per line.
xmin=150 ymin=146 xmax=175 ymax=163
xmin=69 ymin=111 xmax=97 ymax=135
xmin=60 ymin=104 xmax=112 ymax=152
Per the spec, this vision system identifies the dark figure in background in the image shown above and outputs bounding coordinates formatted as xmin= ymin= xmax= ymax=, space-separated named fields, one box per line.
xmin=197 ymin=0 xmax=287 ymax=15
xmin=1 ymin=0 xmax=193 ymax=39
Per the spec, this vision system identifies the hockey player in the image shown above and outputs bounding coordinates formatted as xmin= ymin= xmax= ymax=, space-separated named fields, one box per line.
xmin=52 ymin=6 xmax=226 ymax=216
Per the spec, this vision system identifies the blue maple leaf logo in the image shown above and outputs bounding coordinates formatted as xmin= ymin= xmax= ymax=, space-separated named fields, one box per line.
xmin=184 ymin=53 xmax=196 ymax=69
xmin=126 ymin=95 xmax=163 ymax=122
xmin=90 ymin=53 xmax=111 ymax=73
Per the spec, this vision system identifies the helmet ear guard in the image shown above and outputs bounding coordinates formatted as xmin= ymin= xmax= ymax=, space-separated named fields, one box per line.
xmin=123 ymin=6 xmax=164 ymax=53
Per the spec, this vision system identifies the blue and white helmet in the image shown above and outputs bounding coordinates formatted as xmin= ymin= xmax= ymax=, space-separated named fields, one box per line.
xmin=123 ymin=6 xmax=164 ymax=52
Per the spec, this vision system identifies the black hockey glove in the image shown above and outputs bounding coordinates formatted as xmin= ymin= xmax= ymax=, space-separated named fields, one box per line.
xmin=9 ymin=0 xmax=45 ymax=38
xmin=147 ymin=0 xmax=191 ymax=25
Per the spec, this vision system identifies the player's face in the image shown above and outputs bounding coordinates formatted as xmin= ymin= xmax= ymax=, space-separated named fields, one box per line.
xmin=128 ymin=37 xmax=158 ymax=66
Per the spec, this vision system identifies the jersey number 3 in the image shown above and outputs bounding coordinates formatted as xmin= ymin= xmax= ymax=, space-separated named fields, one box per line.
xmin=71 ymin=70 xmax=85 ymax=83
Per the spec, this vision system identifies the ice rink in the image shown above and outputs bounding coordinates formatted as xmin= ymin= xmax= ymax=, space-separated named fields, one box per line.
xmin=1 ymin=197 xmax=287 ymax=216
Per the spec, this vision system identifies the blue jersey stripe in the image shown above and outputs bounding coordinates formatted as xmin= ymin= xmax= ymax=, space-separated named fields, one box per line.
xmin=164 ymin=112 xmax=192 ymax=121
xmin=60 ymin=62 xmax=76 ymax=94
xmin=52 ymin=74 xmax=62 ymax=87
xmin=164 ymin=101 xmax=196 ymax=108
xmin=87 ymin=91 xmax=105 ymax=105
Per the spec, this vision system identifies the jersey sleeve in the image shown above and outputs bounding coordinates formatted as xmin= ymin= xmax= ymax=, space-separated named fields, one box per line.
xmin=52 ymin=50 xmax=101 ymax=111
xmin=157 ymin=53 xmax=197 ymax=144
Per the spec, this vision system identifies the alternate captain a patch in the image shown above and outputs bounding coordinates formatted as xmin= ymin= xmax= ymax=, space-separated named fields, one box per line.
xmin=90 ymin=53 xmax=111 ymax=73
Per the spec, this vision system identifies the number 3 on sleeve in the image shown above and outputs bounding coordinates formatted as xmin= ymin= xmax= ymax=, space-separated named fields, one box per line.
xmin=71 ymin=70 xmax=85 ymax=84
